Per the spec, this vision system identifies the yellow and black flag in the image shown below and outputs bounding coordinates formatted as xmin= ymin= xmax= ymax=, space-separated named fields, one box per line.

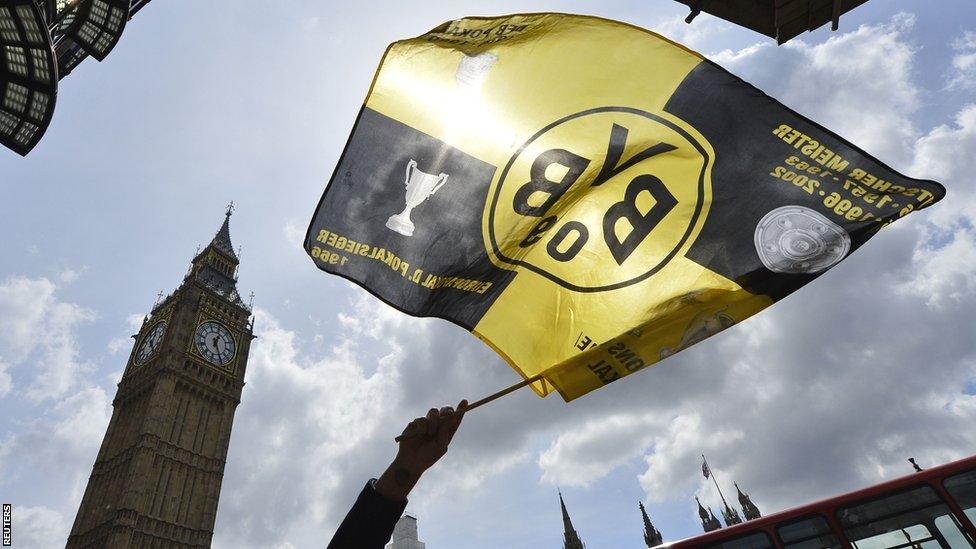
xmin=305 ymin=13 xmax=944 ymax=402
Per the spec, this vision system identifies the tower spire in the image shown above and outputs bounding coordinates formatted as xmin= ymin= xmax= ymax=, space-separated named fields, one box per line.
xmin=696 ymin=497 xmax=722 ymax=532
xmin=208 ymin=202 xmax=238 ymax=262
xmin=559 ymin=490 xmax=586 ymax=549
xmin=639 ymin=501 xmax=663 ymax=547
xmin=735 ymin=482 xmax=762 ymax=520
xmin=187 ymin=204 xmax=247 ymax=310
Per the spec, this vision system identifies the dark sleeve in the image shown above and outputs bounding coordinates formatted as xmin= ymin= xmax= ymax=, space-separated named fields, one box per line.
xmin=327 ymin=479 xmax=407 ymax=549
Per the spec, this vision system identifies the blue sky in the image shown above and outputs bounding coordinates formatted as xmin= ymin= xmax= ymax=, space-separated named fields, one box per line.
xmin=2 ymin=1 xmax=976 ymax=547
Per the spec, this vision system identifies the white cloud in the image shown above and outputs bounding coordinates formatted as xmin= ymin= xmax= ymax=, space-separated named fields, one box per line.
xmin=712 ymin=13 xmax=921 ymax=166
xmin=910 ymin=104 xmax=976 ymax=227
xmin=947 ymin=31 xmax=976 ymax=90
xmin=897 ymin=226 xmax=976 ymax=308
xmin=58 ymin=268 xmax=81 ymax=284
xmin=13 ymin=506 xmax=67 ymax=549
xmin=107 ymin=313 xmax=145 ymax=355
xmin=0 ymin=386 xmax=111 ymax=546
xmin=214 ymin=306 xmax=407 ymax=546
xmin=539 ymin=413 xmax=662 ymax=487
xmin=650 ymin=13 xmax=736 ymax=51
xmin=283 ymin=221 xmax=306 ymax=245
xmin=0 ymin=276 xmax=95 ymax=401
xmin=1 ymin=385 xmax=111 ymax=485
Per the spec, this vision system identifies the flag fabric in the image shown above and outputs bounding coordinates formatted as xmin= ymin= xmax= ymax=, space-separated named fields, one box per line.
xmin=304 ymin=13 xmax=945 ymax=402
xmin=702 ymin=460 xmax=711 ymax=479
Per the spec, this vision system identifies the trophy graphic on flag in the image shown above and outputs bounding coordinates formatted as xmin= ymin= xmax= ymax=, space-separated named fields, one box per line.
xmin=386 ymin=159 xmax=450 ymax=237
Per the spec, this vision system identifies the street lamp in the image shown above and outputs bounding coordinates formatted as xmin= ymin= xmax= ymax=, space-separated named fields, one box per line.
xmin=0 ymin=0 xmax=57 ymax=156
xmin=52 ymin=0 xmax=129 ymax=62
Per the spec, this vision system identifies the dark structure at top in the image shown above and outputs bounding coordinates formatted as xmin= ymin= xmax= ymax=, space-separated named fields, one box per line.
xmin=697 ymin=497 xmax=723 ymax=533
xmin=559 ymin=491 xmax=586 ymax=549
xmin=736 ymin=482 xmax=762 ymax=521
xmin=0 ymin=0 xmax=155 ymax=156
xmin=640 ymin=501 xmax=664 ymax=548
xmin=673 ymin=0 xmax=871 ymax=44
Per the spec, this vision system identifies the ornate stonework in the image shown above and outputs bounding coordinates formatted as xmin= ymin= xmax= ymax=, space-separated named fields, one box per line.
xmin=67 ymin=208 xmax=253 ymax=548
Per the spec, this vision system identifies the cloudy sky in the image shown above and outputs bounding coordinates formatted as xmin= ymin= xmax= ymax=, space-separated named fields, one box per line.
xmin=2 ymin=0 xmax=976 ymax=547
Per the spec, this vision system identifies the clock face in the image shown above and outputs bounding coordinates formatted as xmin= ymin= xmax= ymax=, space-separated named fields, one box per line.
xmin=135 ymin=321 xmax=167 ymax=365
xmin=194 ymin=321 xmax=236 ymax=366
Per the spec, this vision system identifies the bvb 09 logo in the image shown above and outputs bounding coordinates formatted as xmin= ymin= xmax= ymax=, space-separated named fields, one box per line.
xmin=488 ymin=107 xmax=712 ymax=291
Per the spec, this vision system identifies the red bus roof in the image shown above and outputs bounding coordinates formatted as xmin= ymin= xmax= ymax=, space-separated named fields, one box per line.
xmin=663 ymin=453 xmax=976 ymax=547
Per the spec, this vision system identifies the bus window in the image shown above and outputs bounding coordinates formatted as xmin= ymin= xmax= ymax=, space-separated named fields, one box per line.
xmin=837 ymin=485 xmax=974 ymax=548
xmin=776 ymin=514 xmax=843 ymax=548
xmin=944 ymin=470 xmax=976 ymax=524
xmin=704 ymin=532 xmax=775 ymax=549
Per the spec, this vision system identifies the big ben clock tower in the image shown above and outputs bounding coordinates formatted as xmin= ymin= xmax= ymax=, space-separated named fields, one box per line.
xmin=67 ymin=205 xmax=254 ymax=548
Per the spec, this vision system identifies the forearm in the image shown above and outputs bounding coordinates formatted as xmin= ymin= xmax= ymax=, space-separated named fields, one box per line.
xmin=327 ymin=480 xmax=407 ymax=549
xmin=374 ymin=457 xmax=423 ymax=502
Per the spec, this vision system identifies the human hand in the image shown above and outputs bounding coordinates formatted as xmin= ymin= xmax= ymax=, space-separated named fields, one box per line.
xmin=375 ymin=400 xmax=467 ymax=502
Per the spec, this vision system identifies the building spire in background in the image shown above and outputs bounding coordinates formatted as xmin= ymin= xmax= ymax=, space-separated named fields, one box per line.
xmin=696 ymin=497 xmax=722 ymax=532
xmin=639 ymin=501 xmax=663 ymax=547
xmin=708 ymin=508 xmax=722 ymax=531
xmin=559 ymin=490 xmax=586 ymax=549
xmin=735 ymin=482 xmax=762 ymax=520
xmin=209 ymin=201 xmax=238 ymax=261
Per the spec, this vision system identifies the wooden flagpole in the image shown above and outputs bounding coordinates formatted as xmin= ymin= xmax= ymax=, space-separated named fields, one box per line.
xmin=394 ymin=374 xmax=544 ymax=442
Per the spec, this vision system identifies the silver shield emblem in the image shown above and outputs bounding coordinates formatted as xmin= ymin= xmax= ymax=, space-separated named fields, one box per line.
xmin=754 ymin=205 xmax=850 ymax=274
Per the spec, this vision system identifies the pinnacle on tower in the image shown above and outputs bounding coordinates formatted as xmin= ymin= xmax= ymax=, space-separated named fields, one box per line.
xmin=187 ymin=205 xmax=249 ymax=310
xmin=708 ymin=508 xmax=723 ymax=532
xmin=735 ymin=482 xmax=762 ymax=520
xmin=559 ymin=490 xmax=586 ymax=549
xmin=639 ymin=501 xmax=663 ymax=547
xmin=696 ymin=497 xmax=709 ymax=523
xmin=696 ymin=497 xmax=722 ymax=532
xmin=212 ymin=201 xmax=239 ymax=261
xmin=722 ymin=501 xmax=743 ymax=526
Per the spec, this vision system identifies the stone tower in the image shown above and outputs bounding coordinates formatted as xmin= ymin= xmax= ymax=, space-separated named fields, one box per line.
xmin=559 ymin=490 xmax=586 ymax=549
xmin=639 ymin=501 xmax=663 ymax=547
xmin=385 ymin=514 xmax=426 ymax=549
xmin=67 ymin=206 xmax=254 ymax=548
